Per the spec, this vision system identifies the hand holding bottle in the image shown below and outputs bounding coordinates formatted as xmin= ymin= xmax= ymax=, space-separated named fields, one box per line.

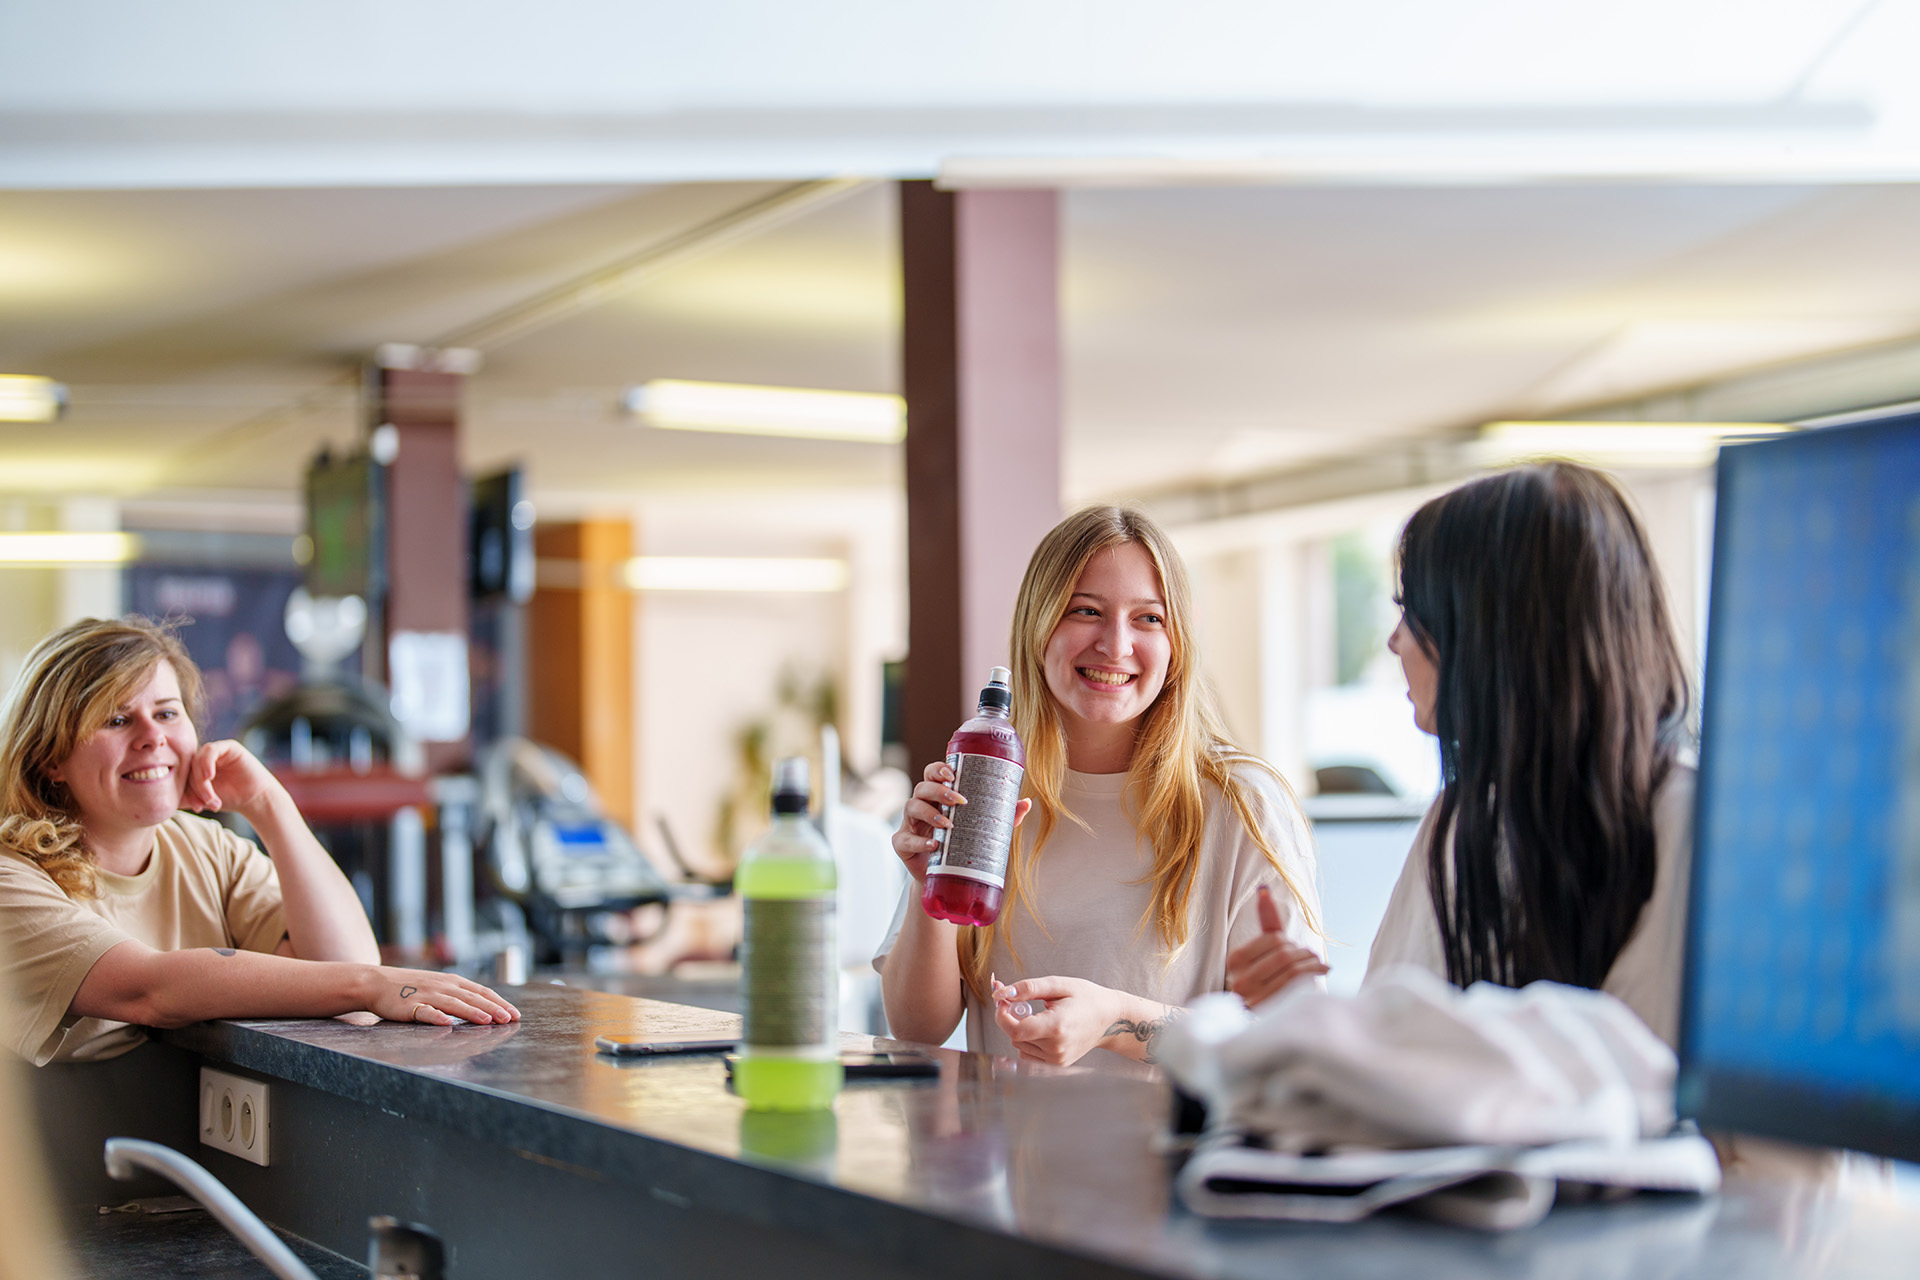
xmin=911 ymin=668 xmax=1032 ymax=926
xmin=891 ymin=761 xmax=1032 ymax=883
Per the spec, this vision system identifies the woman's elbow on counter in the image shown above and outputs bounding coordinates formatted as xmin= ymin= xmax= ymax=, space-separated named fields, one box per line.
xmin=887 ymin=1008 xmax=960 ymax=1048
xmin=117 ymin=973 xmax=208 ymax=1029
xmin=135 ymin=999 xmax=202 ymax=1030
xmin=73 ymin=944 xmax=206 ymax=1029
xmin=73 ymin=981 xmax=189 ymax=1030
xmin=879 ymin=966 xmax=962 ymax=1047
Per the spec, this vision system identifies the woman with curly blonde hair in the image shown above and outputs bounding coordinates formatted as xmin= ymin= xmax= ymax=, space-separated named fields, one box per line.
xmin=0 ymin=616 xmax=517 ymax=1066
xmin=878 ymin=507 xmax=1325 ymax=1068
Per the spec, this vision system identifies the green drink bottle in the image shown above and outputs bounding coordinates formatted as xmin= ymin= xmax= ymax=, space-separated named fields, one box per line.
xmin=735 ymin=757 xmax=843 ymax=1111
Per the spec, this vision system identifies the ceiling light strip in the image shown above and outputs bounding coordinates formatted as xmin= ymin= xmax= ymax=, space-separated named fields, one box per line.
xmin=0 ymin=375 xmax=69 ymax=423
xmin=0 ymin=532 xmax=142 ymax=564
xmin=624 ymin=380 xmax=903 ymax=443
xmin=1474 ymin=421 xmax=1793 ymax=469
xmin=621 ymin=556 xmax=848 ymax=593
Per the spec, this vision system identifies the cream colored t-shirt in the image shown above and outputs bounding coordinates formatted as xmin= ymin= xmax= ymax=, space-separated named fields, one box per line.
xmin=1364 ymin=765 xmax=1696 ymax=1046
xmin=877 ymin=762 xmax=1323 ymax=1066
xmin=0 ymin=813 xmax=288 ymax=1065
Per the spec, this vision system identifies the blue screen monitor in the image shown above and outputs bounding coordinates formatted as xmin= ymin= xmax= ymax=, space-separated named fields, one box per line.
xmin=1680 ymin=409 xmax=1920 ymax=1161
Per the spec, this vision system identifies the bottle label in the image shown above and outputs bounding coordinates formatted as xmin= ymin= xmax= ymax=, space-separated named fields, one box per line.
xmin=741 ymin=898 xmax=835 ymax=1049
xmin=930 ymin=752 xmax=1025 ymax=888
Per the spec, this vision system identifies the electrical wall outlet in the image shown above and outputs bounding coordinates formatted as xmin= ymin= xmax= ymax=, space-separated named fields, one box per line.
xmin=199 ymin=1067 xmax=271 ymax=1166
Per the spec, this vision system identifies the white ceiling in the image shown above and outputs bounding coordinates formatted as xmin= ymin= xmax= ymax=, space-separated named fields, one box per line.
xmin=9 ymin=2 xmax=1920 ymax=187
xmin=5 ymin=177 xmax=1920 ymax=515
xmin=7 ymin=2 xmax=1920 ymax=518
xmin=1062 ymin=181 xmax=1920 ymax=493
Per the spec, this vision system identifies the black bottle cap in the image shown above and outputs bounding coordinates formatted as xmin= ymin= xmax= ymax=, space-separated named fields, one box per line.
xmin=770 ymin=757 xmax=811 ymax=814
xmin=978 ymin=665 xmax=1012 ymax=712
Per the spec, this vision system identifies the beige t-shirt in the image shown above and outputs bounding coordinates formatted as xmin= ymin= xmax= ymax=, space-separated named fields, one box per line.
xmin=0 ymin=813 xmax=288 ymax=1065
xmin=1364 ymin=765 xmax=1696 ymax=1046
xmin=877 ymin=762 xmax=1323 ymax=1066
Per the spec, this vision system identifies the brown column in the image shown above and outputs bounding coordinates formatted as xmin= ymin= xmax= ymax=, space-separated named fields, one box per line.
xmin=900 ymin=181 xmax=1063 ymax=772
xmin=373 ymin=367 xmax=470 ymax=773
xmin=527 ymin=519 xmax=636 ymax=827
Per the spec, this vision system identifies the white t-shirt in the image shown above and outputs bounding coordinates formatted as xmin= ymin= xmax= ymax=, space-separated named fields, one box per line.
xmin=876 ymin=761 xmax=1323 ymax=1065
xmin=1365 ymin=765 xmax=1696 ymax=1046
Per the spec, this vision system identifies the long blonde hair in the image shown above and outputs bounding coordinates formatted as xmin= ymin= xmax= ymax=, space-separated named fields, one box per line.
xmin=957 ymin=506 xmax=1319 ymax=998
xmin=0 ymin=617 xmax=206 ymax=900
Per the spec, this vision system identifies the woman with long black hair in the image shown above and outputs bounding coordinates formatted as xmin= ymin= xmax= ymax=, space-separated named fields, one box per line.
xmin=1369 ymin=461 xmax=1693 ymax=1043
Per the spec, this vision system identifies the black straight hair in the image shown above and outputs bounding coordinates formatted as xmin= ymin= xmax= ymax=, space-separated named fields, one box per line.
xmin=1397 ymin=462 xmax=1690 ymax=990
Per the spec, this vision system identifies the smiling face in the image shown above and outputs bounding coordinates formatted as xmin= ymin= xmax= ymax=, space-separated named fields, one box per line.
xmin=1388 ymin=614 xmax=1439 ymax=736
xmin=46 ymin=659 xmax=197 ymax=855
xmin=1040 ymin=542 xmax=1174 ymax=758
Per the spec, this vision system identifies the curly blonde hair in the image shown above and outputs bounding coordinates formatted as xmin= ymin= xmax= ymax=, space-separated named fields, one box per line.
xmin=957 ymin=506 xmax=1320 ymax=999
xmin=0 ymin=617 xmax=205 ymax=899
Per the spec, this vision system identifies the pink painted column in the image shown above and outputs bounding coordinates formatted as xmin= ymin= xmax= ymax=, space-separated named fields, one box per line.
xmin=373 ymin=367 xmax=471 ymax=774
xmin=900 ymin=181 xmax=1063 ymax=773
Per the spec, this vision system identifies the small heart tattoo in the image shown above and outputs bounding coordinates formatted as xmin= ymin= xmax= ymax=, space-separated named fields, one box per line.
xmin=400 ymin=985 xmax=418 ymax=998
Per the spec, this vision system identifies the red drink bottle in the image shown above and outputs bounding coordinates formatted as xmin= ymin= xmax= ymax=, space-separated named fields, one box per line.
xmin=922 ymin=667 xmax=1026 ymax=927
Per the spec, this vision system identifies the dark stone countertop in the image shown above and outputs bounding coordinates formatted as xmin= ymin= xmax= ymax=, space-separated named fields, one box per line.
xmin=165 ymin=984 xmax=1920 ymax=1280
xmin=69 ymin=1204 xmax=365 ymax=1279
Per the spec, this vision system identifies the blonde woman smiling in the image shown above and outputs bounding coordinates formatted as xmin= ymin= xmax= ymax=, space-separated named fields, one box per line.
xmin=878 ymin=507 xmax=1325 ymax=1068
xmin=0 ymin=617 xmax=517 ymax=1066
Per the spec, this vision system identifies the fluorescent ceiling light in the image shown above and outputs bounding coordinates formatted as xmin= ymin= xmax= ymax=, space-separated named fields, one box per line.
xmin=0 ymin=532 xmax=142 ymax=564
xmin=623 ymin=556 xmax=848 ymax=593
xmin=622 ymin=380 xmax=904 ymax=443
xmin=0 ymin=376 xmax=69 ymax=423
xmin=1475 ymin=421 xmax=1792 ymax=470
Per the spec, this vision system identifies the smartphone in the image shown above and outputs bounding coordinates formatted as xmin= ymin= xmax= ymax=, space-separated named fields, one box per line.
xmin=839 ymin=1051 xmax=939 ymax=1079
xmin=594 ymin=1033 xmax=738 ymax=1057
xmin=723 ymin=1050 xmax=939 ymax=1080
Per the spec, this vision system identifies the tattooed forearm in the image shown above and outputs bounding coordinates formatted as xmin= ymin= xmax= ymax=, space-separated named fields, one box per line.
xmin=1103 ymin=1008 xmax=1185 ymax=1063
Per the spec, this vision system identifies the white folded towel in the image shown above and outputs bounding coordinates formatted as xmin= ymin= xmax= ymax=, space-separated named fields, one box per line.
xmin=1162 ymin=965 xmax=1677 ymax=1150
xmin=1157 ymin=966 xmax=1719 ymax=1229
